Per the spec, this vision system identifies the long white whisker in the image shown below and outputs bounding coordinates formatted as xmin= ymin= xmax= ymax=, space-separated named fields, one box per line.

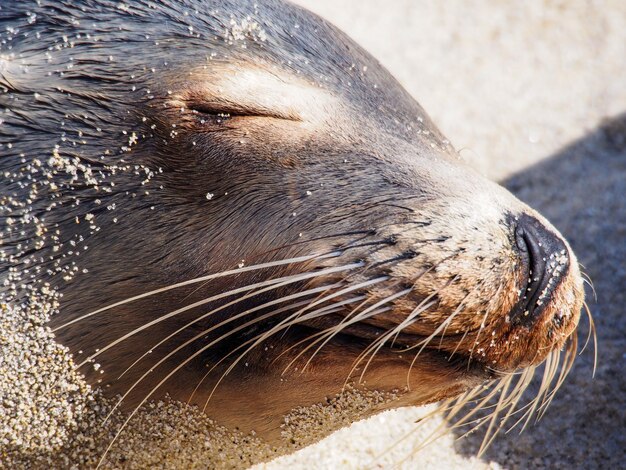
xmin=206 ymin=296 xmax=369 ymax=388
xmin=405 ymin=293 xmax=468 ymax=388
xmin=186 ymin=296 xmax=350 ymax=404
xmin=580 ymin=301 xmax=598 ymax=378
xmin=476 ymin=374 xmax=513 ymax=456
xmin=205 ymin=276 xmax=390 ymax=404
xmin=580 ymin=270 xmax=597 ymax=301
xmin=104 ymin=266 xmax=361 ymax=419
xmin=397 ymin=382 xmax=502 ymax=464
xmin=295 ymin=288 xmax=413 ymax=376
xmin=117 ymin=267 xmax=352 ymax=379
xmin=269 ymin=295 xmax=376 ymax=366
xmin=55 ymin=251 xmax=339 ymax=331
xmin=95 ymin=278 xmax=365 ymax=468
xmin=78 ymin=262 xmax=353 ymax=369
xmin=356 ymin=298 xmax=437 ymax=386
xmin=536 ymin=334 xmax=578 ymax=420
xmin=118 ymin=297 xmax=361 ymax=427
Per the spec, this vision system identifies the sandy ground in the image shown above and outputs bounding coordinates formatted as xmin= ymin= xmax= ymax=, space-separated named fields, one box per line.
xmin=3 ymin=1 xmax=625 ymax=469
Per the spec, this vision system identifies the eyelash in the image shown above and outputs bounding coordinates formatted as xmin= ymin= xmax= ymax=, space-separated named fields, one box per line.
xmin=186 ymin=101 xmax=299 ymax=122
xmin=188 ymin=102 xmax=255 ymax=118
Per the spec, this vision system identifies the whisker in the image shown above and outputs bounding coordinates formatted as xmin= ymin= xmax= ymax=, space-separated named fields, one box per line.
xmin=368 ymin=391 xmax=476 ymax=468
xmin=466 ymin=311 xmax=493 ymax=367
xmin=96 ymin=306 xmax=349 ymax=468
xmin=402 ymin=278 xmax=463 ymax=357
xmin=349 ymin=275 xmax=469 ymax=400
xmin=117 ymin=268 xmax=353 ymax=379
xmin=447 ymin=369 xmax=541 ymax=451
xmin=258 ymin=229 xmax=377 ymax=257
xmin=580 ymin=270 xmax=597 ymax=301
xmin=195 ymin=299 xmax=364 ymax=413
xmin=95 ymin=271 xmax=379 ymax=467
xmin=268 ymin=295 xmax=375 ymax=367
xmin=445 ymin=381 xmax=508 ymax=434
xmin=436 ymin=279 xmax=485 ymax=352
xmin=536 ymin=334 xmax=578 ymax=420
xmin=104 ymin=268 xmax=360 ymax=418
xmin=185 ymin=298 xmax=313 ymax=403
xmin=183 ymin=238 xmax=380 ymax=303
xmin=580 ymin=301 xmax=598 ymax=378
xmin=190 ymin=296 xmax=368 ymax=405
xmin=356 ymin=297 xmax=437 ymax=386
xmin=204 ymin=276 xmax=391 ymax=406
xmin=448 ymin=329 xmax=469 ymax=361
xmin=290 ymin=288 xmax=412 ymax=378
xmin=497 ymin=367 xmax=555 ymax=434
xmin=273 ymin=294 xmax=379 ymax=372
xmin=77 ymin=262 xmax=359 ymax=369
xmin=536 ymin=348 xmax=561 ymax=415
xmin=516 ymin=351 xmax=557 ymax=433
xmin=401 ymin=382 xmax=503 ymax=461
xmin=77 ymin=281 xmax=280 ymax=369
xmin=274 ymin=250 xmax=406 ymax=341
xmin=191 ymin=298 xmax=360 ymax=412
xmin=476 ymin=374 xmax=513 ymax=456
xmin=483 ymin=367 xmax=537 ymax=439
xmin=198 ymin=297 xmax=369 ymax=409
xmin=284 ymin=308 xmax=394 ymax=379
xmin=257 ymin=217 xmax=431 ymax=259
xmin=498 ymin=357 xmax=556 ymax=436
xmin=405 ymin=300 xmax=467 ymax=387
xmin=373 ymin=324 xmax=579 ymax=467
xmin=55 ymin=251 xmax=340 ymax=331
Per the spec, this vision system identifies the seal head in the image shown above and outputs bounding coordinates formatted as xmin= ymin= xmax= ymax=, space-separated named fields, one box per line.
xmin=0 ymin=0 xmax=585 ymax=449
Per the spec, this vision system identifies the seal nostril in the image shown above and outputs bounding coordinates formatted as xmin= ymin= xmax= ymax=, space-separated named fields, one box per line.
xmin=517 ymin=226 xmax=548 ymax=312
xmin=515 ymin=227 xmax=528 ymax=253
xmin=511 ymin=215 xmax=570 ymax=325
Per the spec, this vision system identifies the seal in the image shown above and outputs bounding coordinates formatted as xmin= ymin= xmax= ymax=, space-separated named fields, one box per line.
xmin=0 ymin=0 xmax=592 ymax=463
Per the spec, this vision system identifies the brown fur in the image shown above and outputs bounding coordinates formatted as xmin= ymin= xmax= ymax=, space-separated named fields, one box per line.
xmin=0 ymin=0 xmax=585 ymax=455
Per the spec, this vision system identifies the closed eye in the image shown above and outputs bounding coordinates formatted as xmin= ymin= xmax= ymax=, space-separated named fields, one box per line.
xmin=186 ymin=99 xmax=301 ymax=122
xmin=176 ymin=66 xmax=334 ymax=125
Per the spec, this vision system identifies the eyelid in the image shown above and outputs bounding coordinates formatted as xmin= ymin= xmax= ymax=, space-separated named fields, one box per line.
xmin=186 ymin=98 xmax=301 ymax=121
xmin=177 ymin=66 xmax=335 ymax=125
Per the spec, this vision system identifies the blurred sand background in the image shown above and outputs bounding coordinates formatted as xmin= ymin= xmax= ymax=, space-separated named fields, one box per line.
xmin=257 ymin=0 xmax=626 ymax=468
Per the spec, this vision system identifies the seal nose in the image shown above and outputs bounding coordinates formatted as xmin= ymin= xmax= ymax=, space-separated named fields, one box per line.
xmin=512 ymin=214 xmax=570 ymax=325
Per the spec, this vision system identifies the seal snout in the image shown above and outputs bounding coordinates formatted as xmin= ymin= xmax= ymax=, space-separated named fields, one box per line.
xmin=512 ymin=214 xmax=570 ymax=325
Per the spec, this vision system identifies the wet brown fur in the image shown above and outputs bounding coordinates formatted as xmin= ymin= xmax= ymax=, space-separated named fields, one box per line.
xmin=0 ymin=0 xmax=587 ymax=458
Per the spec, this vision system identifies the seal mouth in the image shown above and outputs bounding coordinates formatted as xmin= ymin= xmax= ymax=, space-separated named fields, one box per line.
xmin=510 ymin=214 xmax=570 ymax=326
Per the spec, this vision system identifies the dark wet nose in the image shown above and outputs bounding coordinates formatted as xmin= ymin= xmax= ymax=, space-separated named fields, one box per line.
xmin=511 ymin=214 xmax=570 ymax=325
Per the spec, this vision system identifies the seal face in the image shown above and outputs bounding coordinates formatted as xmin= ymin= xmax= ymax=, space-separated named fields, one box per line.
xmin=0 ymin=0 xmax=587 ymax=455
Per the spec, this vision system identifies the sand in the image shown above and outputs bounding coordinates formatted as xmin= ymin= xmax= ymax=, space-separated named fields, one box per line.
xmin=2 ymin=1 xmax=625 ymax=469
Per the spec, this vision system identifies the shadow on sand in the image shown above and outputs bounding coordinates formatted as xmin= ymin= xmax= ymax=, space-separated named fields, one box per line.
xmin=454 ymin=113 xmax=626 ymax=468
